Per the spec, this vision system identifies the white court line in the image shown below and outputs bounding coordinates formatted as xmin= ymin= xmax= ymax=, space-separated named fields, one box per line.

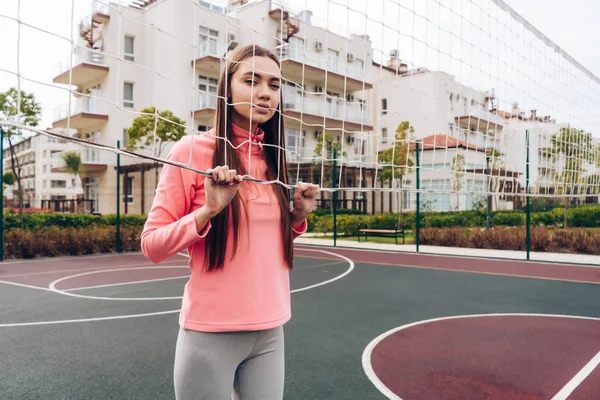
xmin=551 ymin=350 xmax=600 ymax=400
xmin=0 ymin=280 xmax=54 ymax=293
xmin=1 ymin=249 xmax=353 ymax=327
xmin=0 ymin=251 xmax=147 ymax=265
xmin=65 ymin=275 xmax=190 ymax=292
xmin=362 ymin=313 xmax=600 ymax=400
xmin=49 ymin=267 xmax=189 ymax=300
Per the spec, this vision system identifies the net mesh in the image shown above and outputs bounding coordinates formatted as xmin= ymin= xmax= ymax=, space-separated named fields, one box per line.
xmin=1 ymin=0 xmax=600 ymax=216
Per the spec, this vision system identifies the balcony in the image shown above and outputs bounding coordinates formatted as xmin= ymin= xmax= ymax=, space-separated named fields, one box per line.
xmin=51 ymin=147 xmax=110 ymax=174
xmin=282 ymin=87 xmax=372 ymax=132
xmin=278 ymin=44 xmax=372 ymax=92
xmin=53 ymin=47 xmax=109 ymax=87
xmin=191 ymin=43 xmax=224 ymax=75
xmin=192 ymin=92 xmax=217 ymax=125
xmin=455 ymin=107 xmax=504 ymax=133
xmin=52 ymin=97 xmax=109 ymax=131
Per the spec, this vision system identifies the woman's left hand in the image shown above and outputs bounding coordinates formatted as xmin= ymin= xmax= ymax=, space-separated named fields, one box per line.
xmin=292 ymin=182 xmax=319 ymax=220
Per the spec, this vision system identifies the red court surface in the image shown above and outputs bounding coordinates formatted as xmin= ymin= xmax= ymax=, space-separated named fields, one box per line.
xmin=303 ymin=247 xmax=600 ymax=284
xmin=367 ymin=315 xmax=600 ymax=400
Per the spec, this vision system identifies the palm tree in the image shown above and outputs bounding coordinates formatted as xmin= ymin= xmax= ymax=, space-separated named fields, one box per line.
xmin=62 ymin=151 xmax=84 ymax=213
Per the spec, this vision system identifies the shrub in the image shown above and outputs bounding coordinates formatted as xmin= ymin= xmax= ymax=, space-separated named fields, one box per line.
xmin=3 ymin=212 xmax=147 ymax=231
xmin=4 ymin=226 xmax=143 ymax=259
xmin=569 ymin=206 xmax=600 ymax=228
xmin=491 ymin=212 xmax=525 ymax=226
xmin=531 ymin=227 xmax=551 ymax=252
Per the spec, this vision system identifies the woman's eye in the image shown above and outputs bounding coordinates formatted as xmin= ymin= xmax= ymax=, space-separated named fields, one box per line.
xmin=245 ymin=80 xmax=255 ymax=85
xmin=271 ymin=85 xmax=280 ymax=90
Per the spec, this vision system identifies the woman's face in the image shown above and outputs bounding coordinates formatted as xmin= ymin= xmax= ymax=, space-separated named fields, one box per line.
xmin=229 ymin=55 xmax=281 ymax=131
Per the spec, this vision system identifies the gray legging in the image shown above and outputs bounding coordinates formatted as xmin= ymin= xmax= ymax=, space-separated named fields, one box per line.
xmin=173 ymin=326 xmax=285 ymax=400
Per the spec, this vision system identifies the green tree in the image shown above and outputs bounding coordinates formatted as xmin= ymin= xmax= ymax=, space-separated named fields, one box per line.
xmin=377 ymin=121 xmax=415 ymax=229
xmin=62 ymin=151 xmax=84 ymax=213
xmin=551 ymin=127 xmax=594 ymax=227
xmin=486 ymin=148 xmax=504 ymax=211
xmin=312 ymin=131 xmax=345 ymax=186
xmin=126 ymin=107 xmax=186 ymax=188
xmin=0 ymin=88 xmax=42 ymax=227
xmin=451 ymin=154 xmax=465 ymax=210
xmin=2 ymin=171 xmax=16 ymax=205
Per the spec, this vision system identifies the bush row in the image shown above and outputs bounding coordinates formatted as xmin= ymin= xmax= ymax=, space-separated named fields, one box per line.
xmin=307 ymin=205 xmax=600 ymax=234
xmin=3 ymin=203 xmax=599 ymax=233
xmin=5 ymin=226 xmax=142 ymax=259
xmin=3 ymin=212 xmax=147 ymax=231
xmin=420 ymin=227 xmax=600 ymax=255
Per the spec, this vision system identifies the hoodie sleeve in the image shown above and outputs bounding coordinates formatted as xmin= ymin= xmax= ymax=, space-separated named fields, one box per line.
xmin=141 ymin=136 xmax=212 ymax=263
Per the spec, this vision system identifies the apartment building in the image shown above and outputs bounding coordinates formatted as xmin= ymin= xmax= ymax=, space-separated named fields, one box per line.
xmin=51 ymin=0 xmax=375 ymax=214
xmin=2 ymin=131 xmax=80 ymax=209
xmin=365 ymin=56 xmax=520 ymax=212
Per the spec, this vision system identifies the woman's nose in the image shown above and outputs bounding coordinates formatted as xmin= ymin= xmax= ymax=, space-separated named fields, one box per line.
xmin=256 ymin=83 xmax=271 ymax=100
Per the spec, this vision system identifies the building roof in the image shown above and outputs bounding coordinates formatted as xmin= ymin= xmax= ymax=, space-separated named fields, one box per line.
xmin=408 ymin=134 xmax=486 ymax=152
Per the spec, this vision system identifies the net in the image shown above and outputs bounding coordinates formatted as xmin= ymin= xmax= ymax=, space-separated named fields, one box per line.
xmin=1 ymin=0 xmax=599 ymax=219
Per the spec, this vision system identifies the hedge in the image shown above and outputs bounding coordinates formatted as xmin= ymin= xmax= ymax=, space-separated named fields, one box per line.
xmin=307 ymin=205 xmax=600 ymax=235
xmin=420 ymin=226 xmax=600 ymax=255
xmin=3 ymin=212 xmax=147 ymax=231
xmin=5 ymin=226 xmax=143 ymax=259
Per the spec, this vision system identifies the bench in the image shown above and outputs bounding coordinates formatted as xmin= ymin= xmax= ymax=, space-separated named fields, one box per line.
xmin=358 ymin=227 xmax=405 ymax=245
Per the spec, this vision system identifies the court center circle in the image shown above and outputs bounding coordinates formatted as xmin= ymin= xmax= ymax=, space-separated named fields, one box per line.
xmin=48 ymin=266 xmax=190 ymax=301
xmin=0 ymin=248 xmax=354 ymax=327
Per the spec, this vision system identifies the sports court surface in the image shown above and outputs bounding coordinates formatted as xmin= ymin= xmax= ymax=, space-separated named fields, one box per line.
xmin=1 ymin=245 xmax=599 ymax=400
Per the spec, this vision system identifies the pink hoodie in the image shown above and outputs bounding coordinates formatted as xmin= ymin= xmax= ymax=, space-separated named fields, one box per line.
xmin=141 ymin=124 xmax=307 ymax=332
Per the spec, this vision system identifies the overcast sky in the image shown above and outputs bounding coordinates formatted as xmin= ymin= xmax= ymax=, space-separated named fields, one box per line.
xmin=0 ymin=0 xmax=599 ymax=133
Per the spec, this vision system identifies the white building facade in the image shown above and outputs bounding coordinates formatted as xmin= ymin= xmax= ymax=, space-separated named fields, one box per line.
xmin=2 ymin=132 xmax=81 ymax=209
xmin=51 ymin=0 xmax=375 ymax=214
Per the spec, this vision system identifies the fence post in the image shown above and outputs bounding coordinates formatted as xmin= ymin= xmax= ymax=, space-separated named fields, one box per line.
xmin=332 ymin=147 xmax=338 ymax=247
xmin=415 ymin=141 xmax=420 ymax=252
xmin=486 ymin=154 xmax=491 ymax=229
xmin=116 ymin=140 xmax=122 ymax=254
xmin=525 ymin=130 xmax=531 ymax=260
xmin=0 ymin=127 xmax=4 ymax=262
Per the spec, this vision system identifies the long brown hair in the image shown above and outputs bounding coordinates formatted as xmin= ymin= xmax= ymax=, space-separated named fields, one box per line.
xmin=204 ymin=44 xmax=293 ymax=271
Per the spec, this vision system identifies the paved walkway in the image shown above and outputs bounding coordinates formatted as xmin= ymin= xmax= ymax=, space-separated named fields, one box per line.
xmin=295 ymin=236 xmax=600 ymax=266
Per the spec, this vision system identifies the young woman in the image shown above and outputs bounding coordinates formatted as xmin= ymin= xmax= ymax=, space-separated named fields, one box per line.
xmin=141 ymin=44 xmax=318 ymax=400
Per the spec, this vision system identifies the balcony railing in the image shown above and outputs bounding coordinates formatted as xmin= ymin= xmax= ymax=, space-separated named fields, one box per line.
xmin=279 ymin=44 xmax=369 ymax=82
xmin=51 ymin=147 xmax=112 ymax=171
xmin=458 ymin=107 xmax=505 ymax=127
xmin=283 ymin=87 xmax=371 ymax=126
xmin=197 ymin=92 xmax=217 ymax=110
xmin=54 ymin=96 xmax=105 ymax=122
xmin=55 ymin=47 xmax=105 ymax=81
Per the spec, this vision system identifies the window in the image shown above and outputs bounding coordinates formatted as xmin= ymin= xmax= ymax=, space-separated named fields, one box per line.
xmin=288 ymin=37 xmax=304 ymax=60
xmin=285 ymin=129 xmax=306 ymax=161
xmin=199 ymin=1 xmax=226 ymax=13
xmin=51 ymin=180 xmax=67 ymax=188
xmin=124 ymin=35 xmax=135 ymax=61
xmin=123 ymin=82 xmax=134 ymax=108
xmin=355 ymin=58 xmax=364 ymax=77
xmin=381 ymin=127 xmax=388 ymax=144
xmin=122 ymin=128 xmax=129 ymax=147
xmin=84 ymin=177 xmax=99 ymax=213
xmin=327 ymin=49 xmax=339 ymax=71
xmin=197 ymin=125 xmax=208 ymax=132
xmin=199 ymin=26 xmax=218 ymax=56
xmin=381 ymin=98 xmax=387 ymax=114
xmin=198 ymin=75 xmax=218 ymax=109
xmin=125 ymin=177 xmax=134 ymax=204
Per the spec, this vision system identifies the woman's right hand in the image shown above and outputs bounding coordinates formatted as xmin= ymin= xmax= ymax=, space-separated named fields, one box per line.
xmin=202 ymin=165 xmax=244 ymax=218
